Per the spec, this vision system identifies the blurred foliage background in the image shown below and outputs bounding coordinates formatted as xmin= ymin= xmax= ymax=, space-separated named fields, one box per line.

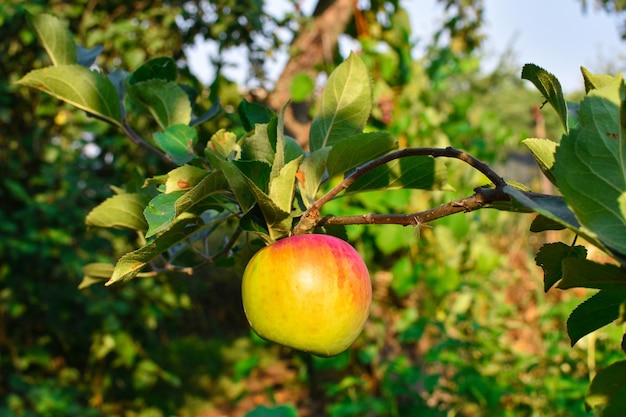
xmin=2 ymin=0 xmax=625 ymax=416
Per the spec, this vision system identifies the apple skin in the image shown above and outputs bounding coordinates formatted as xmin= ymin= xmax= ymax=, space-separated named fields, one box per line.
xmin=241 ymin=234 xmax=372 ymax=356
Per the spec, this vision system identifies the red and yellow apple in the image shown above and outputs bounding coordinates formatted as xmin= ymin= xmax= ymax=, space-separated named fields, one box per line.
xmin=241 ymin=234 xmax=371 ymax=356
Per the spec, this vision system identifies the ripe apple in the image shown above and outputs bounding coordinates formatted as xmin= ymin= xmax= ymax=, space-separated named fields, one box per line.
xmin=241 ymin=234 xmax=372 ymax=356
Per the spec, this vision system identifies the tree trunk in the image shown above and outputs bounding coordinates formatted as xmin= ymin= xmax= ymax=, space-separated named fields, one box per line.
xmin=267 ymin=0 xmax=354 ymax=148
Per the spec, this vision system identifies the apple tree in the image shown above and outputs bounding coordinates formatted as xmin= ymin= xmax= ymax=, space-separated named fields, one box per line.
xmin=14 ymin=8 xmax=626 ymax=416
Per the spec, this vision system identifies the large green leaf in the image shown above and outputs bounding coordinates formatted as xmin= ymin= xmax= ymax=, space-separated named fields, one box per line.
xmin=309 ymin=53 xmax=372 ymax=151
xmin=534 ymin=242 xmax=588 ymax=292
xmin=127 ymin=56 xmax=178 ymax=84
xmin=586 ymin=360 xmax=626 ymax=416
xmin=552 ymin=75 xmax=626 ymax=257
xmin=559 ymin=258 xmax=626 ymax=291
xmin=128 ymin=79 xmax=191 ymax=129
xmin=326 ymin=132 xmax=399 ymax=178
xmin=144 ymin=192 xmax=185 ymax=238
xmin=567 ymin=290 xmax=626 ymax=346
xmin=17 ymin=65 xmax=122 ymax=127
xmin=503 ymin=186 xmax=610 ymax=252
xmin=79 ymin=263 xmax=114 ymax=290
xmin=153 ymin=124 xmax=198 ymax=165
xmin=106 ymin=214 xmax=202 ymax=285
xmin=27 ymin=12 xmax=77 ymax=66
xmin=85 ymin=193 xmax=150 ymax=232
xmin=346 ymin=155 xmax=449 ymax=194
xmin=522 ymin=63 xmax=568 ymax=132
xmin=174 ymin=170 xmax=230 ymax=215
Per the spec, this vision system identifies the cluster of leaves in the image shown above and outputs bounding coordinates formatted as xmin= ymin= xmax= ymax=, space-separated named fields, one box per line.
xmin=514 ymin=64 xmax=626 ymax=415
xmin=12 ymin=7 xmax=626 ymax=417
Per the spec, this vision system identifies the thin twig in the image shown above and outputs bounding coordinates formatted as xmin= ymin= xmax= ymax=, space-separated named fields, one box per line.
xmin=293 ymin=147 xmax=508 ymax=235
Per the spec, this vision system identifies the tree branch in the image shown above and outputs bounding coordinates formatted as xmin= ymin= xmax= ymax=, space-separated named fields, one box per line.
xmin=316 ymin=186 xmax=511 ymax=228
xmin=292 ymin=146 xmax=508 ymax=235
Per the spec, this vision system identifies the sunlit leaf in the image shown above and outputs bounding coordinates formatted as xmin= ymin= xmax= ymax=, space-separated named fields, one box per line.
xmin=522 ymin=63 xmax=568 ymax=132
xmin=17 ymin=65 xmax=122 ymax=127
xmin=552 ymin=75 xmax=626 ymax=257
xmin=309 ymin=53 xmax=372 ymax=151
xmin=128 ymin=80 xmax=191 ymax=129
xmin=78 ymin=263 xmax=114 ymax=289
xmin=298 ymin=147 xmax=331 ymax=207
xmin=154 ymin=124 xmax=198 ymax=165
xmin=326 ymin=132 xmax=398 ymax=178
xmin=346 ymin=155 xmax=449 ymax=194
xmin=144 ymin=191 xmax=185 ymax=238
xmin=522 ymin=138 xmax=557 ymax=185
xmin=85 ymin=193 xmax=150 ymax=232
xmin=27 ymin=12 xmax=77 ymax=66
xmin=164 ymin=165 xmax=208 ymax=193
xmin=106 ymin=214 xmax=202 ymax=285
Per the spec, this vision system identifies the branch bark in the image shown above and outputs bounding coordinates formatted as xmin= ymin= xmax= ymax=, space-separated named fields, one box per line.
xmin=292 ymin=146 xmax=510 ymax=235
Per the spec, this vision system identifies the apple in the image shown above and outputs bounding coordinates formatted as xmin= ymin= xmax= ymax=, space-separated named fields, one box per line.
xmin=241 ymin=234 xmax=372 ymax=356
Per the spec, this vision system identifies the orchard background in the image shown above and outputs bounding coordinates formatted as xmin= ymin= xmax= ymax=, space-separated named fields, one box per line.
xmin=2 ymin=1 xmax=626 ymax=416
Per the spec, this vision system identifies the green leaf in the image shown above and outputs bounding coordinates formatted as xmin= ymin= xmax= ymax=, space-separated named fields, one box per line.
xmin=86 ymin=193 xmax=150 ymax=231
xmin=552 ymin=76 xmax=626 ymax=257
xmin=241 ymin=123 xmax=274 ymax=164
xmin=326 ymin=132 xmax=398 ymax=178
xmin=581 ymin=66 xmax=618 ymax=94
xmin=559 ymin=258 xmax=626 ymax=291
xmin=106 ymin=214 xmax=202 ymax=285
xmin=503 ymin=186 xmax=612 ymax=252
xmin=290 ymin=72 xmax=315 ymax=102
xmin=128 ymin=56 xmax=178 ymax=84
xmin=144 ymin=191 xmax=185 ymax=238
xmin=298 ymin=147 xmax=331 ymax=207
xmin=234 ymin=160 xmax=272 ymax=193
xmin=128 ymin=79 xmax=191 ymax=129
xmin=535 ymin=242 xmax=588 ymax=292
xmin=586 ymin=360 xmax=626 ymax=416
xmin=174 ymin=170 xmax=230 ymax=215
xmin=521 ymin=63 xmax=568 ymax=132
xmin=567 ymin=290 xmax=626 ymax=346
xmin=346 ymin=155 xmax=449 ymax=194
xmin=245 ymin=404 xmax=298 ymax=417
xmin=270 ymin=104 xmax=288 ymax=182
xmin=241 ymin=176 xmax=291 ymax=242
xmin=238 ymin=99 xmax=274 ymax=131
xmin=269 ymin=157 xmax=303 ymax=213
xmin=208 ymin=156 xmax=257 ymax=213
xmin=522 ymin=138 xmax=557 ymax=185
xmin=163 ymin=165 xmax=208 ymax=193
xmin=309 ymin=53 xmax=372 ymax=151
xmin=27 ymin=12 xmax=77 ymax=66
xmin=153 ymin=124 xmax=198 ymax=165
xmin=79 ymin=263 xmax=114 ymax=289
xmin=530 ymin=214 xmax=567 ymax=232
xmin=17 ymin=65 xmax=122 ymax=127
xmin=207 ymin=129 xmax=241 ymax=160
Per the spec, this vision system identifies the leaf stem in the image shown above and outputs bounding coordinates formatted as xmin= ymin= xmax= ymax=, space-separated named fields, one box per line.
xmin=292 ymin=146 xmax=507 ymax=235
xmin=122 ymin=120 xmax=175 ymax=166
